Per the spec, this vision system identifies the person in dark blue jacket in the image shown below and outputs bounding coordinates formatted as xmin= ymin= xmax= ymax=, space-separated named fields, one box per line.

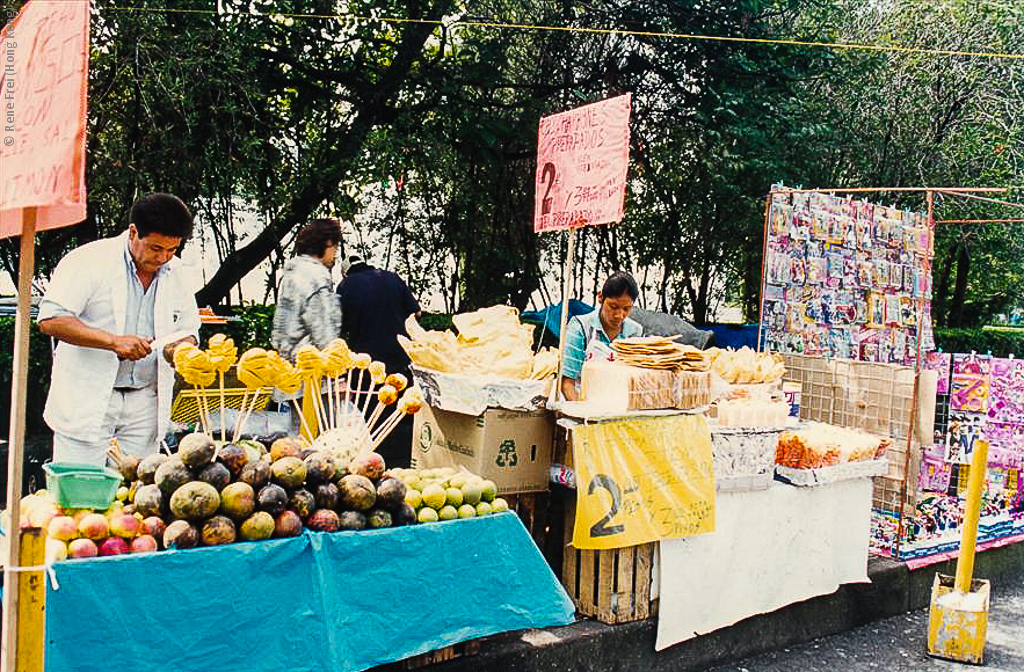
xmin=337 ymin=255 xmax=421 ymax=466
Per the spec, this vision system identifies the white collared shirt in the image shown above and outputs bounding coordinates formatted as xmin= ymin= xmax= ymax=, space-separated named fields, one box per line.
xmin=39 ymin=231 xmax=200 ymax=443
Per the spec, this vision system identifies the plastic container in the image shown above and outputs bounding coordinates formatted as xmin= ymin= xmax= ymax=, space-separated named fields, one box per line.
xmin=43 ymin=462 xmax=122 ymax=509
xmin=709 ymin=425 xmax=784 ymax=492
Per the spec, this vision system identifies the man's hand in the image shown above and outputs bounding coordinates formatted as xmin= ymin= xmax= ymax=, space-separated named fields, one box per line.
xmin=111 ymin=335 xmax=152 ymax=361
xmin=162 ymin=336 xmax=197 ymax=364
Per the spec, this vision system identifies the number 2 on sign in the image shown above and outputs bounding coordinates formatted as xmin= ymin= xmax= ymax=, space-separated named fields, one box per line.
xmin=588 ymin=474 xmax=625 ymax=538
xmin=540 ymin=162 xmax=556 ymax=215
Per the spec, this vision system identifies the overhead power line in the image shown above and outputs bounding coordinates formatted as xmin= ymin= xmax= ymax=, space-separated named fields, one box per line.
xmin=102 ymin=4 xmax=1024 ymax=62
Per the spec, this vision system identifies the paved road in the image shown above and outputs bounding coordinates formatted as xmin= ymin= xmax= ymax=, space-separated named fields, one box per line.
xmin=709 ymin=572 xmax=1024 ymax=672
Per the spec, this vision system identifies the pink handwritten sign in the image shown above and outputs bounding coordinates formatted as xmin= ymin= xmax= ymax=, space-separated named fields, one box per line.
xmin=0 ymin=0 xmax=89 ymax=237
xmin=533 ymin=93 xmax=631 ymax=233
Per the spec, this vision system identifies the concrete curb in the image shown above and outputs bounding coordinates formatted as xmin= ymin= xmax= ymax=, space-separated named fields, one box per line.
xmin=374 ymin=541 xmax=1024 ymax=671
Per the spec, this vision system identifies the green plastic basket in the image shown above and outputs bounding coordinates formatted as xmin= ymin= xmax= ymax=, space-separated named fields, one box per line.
xmin=43 ymin=462 xmax=122 ymax=510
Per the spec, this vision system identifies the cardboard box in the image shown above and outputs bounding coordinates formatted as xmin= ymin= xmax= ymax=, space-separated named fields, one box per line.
xmin=412 ymin=405 xmax=554 ymax=494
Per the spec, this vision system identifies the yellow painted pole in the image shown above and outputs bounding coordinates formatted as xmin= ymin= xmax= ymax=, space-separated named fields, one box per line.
xmin=954 ymin=439 xmax=989 ymax=592
xmin=14 ymin=529 xmax=46 ymax=672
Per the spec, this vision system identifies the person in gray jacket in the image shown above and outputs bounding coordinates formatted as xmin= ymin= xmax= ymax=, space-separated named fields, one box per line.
xmin=271 ymin=218 xmax=343 ymax=362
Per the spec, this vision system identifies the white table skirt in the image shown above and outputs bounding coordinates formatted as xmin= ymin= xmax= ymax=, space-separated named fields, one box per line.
xmin=656 ymin=478 xmax=872 ymax=650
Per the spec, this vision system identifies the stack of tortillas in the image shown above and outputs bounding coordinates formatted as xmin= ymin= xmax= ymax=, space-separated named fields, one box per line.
xmin=611 ymin=336 xmax=709 ymax=371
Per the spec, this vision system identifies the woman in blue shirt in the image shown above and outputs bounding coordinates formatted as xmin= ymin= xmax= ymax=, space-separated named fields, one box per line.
xmin=560 ymin=272 xmax=644 ymax=401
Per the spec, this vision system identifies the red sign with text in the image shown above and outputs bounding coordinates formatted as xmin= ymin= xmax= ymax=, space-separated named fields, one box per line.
xmin=533 ymin=94 xmax=631 ymax=233
xmin=0 ymin=0 xmax=89 ymax=237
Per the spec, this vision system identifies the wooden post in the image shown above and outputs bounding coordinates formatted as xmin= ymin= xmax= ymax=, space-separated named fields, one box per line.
xmin=554 ymin=226 xmax=578 ymax=402
xmin=756 ymin=193 xmax=773 ymax=352
xmin=895 ymin=190 xmax=933 ymax=557
xmin=2 ymin=207 xmax=38 ymax=672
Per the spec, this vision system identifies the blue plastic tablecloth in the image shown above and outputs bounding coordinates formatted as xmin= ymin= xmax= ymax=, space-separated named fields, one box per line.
xmin=45 ymin=513 xmax=575 ymax=672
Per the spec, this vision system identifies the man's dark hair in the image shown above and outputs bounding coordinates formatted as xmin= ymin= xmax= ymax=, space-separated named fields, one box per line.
xmin=295 ymin=218 xmax=342 ymax=257
xmin=130 ymin=193 xmax=194 ymax=240
xmin=601 ymin=271 xmax=639 ymax=300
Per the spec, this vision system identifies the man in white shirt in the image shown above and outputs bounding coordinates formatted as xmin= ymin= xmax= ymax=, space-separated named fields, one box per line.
xmin=38 ymin=193 xmax=201 ymax=464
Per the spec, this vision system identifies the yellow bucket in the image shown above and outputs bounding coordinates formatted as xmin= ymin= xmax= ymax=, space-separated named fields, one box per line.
xmin=926 ymin=573 xmax=990 ymax=664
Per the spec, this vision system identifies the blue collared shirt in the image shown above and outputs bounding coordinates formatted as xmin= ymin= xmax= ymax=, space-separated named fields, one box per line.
xmin=114 ymin=239 xmax=160 ymax=388
xmin=561 ymin=309 xmax=643 ymax=380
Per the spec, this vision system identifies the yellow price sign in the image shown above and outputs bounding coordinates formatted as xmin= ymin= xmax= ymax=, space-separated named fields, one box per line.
xmin=571 ymin=414 xmax=716 ymax=550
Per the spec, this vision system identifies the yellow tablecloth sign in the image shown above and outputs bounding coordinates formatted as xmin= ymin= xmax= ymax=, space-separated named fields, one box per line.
xmin=571 ymin=414 xmax=716 ymax=550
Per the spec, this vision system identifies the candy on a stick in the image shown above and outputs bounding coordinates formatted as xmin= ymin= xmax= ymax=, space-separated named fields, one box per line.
xmin=177 ymin=349 xmax=216 ymax=434
xmin=384 ymin=372 xmax=408 ymax=392
xmin=362 ymin=383 xmax=398 ymax=442
xmin=233 ymin=347 xmax=279 ymax=441
xmin=323 ymin=339 xmax=353 ymax=429
xmin=206 ymin=334 xmax=238 ymax=442
xmin=277 ymin=364 xmax=315 ymax=440
xmin=368 ymin=388 xmax=424 ymax=452
xmin=360 ymin=360 xmax=388 ymax=415
xmin=294 ymin=345 xmax=329 ymax=432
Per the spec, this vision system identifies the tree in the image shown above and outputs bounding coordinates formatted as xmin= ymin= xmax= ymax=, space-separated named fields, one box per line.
xmin=792 ymin=0 xmax=1024 ymax=326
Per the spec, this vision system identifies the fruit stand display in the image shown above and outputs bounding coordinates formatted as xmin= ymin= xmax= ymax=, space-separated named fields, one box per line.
xmin=6 ymin=335 xmax=575 ymax=672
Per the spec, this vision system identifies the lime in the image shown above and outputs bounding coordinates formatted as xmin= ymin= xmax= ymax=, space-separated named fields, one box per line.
xmin=404 ymin=488 xmax=423 ymax=508
xmin=480 ymin=480 xmax=497 ymax=503
xmin=421 ymin=483 xmax=447 ymax=510
xmin=445 ymin=487 xmax=464 ymax=507
xmin=491 ymin=497 xmax=509 ymax=513
xmin=438 ymin=505 xmax=459 ymax=521
xmin=457 ymin=504 xmax=477 ymax=518
xmin=475 ymin=501 xmax=493 ymax=516
xmin=417 ymin=507 xmax=439 ymax=523
xmin=461 ymin=481 xmax=483 ymax=506
xmin=448 ymin=473 xmax=468 ymax=489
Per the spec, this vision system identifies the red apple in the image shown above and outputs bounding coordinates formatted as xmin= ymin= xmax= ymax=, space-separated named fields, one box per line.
xmin=45 ymin=538 xmax=68 ymax=562
xmin=47 ymin=515 xmax=78 ymax=541
xmin=142 ymin=516 xmax=166 ymax=540
xmin=78 ymin=513 xmax=110 ymax=541
xmin=67 ymin=538 xmax=98 ymax=559
xmin=130 ymin=534 xmax=159 ymax=554
xmin=109 ymin=512 xmax=141 ymax=539
xmin=98 ymin=537 xmax=129 ymax=556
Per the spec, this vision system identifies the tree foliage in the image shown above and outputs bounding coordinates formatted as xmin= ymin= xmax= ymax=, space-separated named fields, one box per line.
xmin=2 ymin=0 xmax=1021 ymax=327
